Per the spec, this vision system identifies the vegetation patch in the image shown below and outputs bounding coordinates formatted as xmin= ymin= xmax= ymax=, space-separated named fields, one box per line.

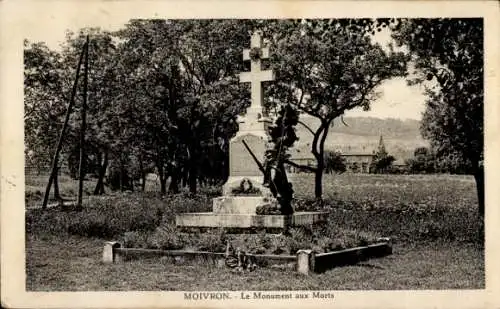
xmin=26 ymin=175 xmax=483 ymax=246
xmin=119 ymin=225 xmax=382 ymax=255
xmin=255 ymin=204 xmax=281 ymax=215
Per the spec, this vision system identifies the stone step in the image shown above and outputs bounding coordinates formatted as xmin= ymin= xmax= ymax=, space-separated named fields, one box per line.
xmin=176 ymin=212 xmax=328 ymax=229
xmin=212 ymin=196 xmax=275 ymax=214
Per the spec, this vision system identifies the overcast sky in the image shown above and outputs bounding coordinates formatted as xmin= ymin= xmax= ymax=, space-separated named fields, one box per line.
xmin=25 ymin=20 xmax=427 ymax=121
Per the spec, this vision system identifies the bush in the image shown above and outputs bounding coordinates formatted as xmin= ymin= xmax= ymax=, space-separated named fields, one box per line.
xmin=148 ymin=225 xmax=184 ymax=250
xmin=27 ymin=195 xmax=165 ymax=238
xmin=196 ymin=229 xmax=228 ymax=252
xmin=293 ymin=199 xmax=324 ymax=212
xmin=256 ymin=204 xmax=281 ymax=215
xmin=123 ymin=231 xmax=150 ymax=248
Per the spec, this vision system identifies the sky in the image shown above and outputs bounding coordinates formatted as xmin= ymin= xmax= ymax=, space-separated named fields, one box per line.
xmin=25 ymin=20 xmax=427 ymax=121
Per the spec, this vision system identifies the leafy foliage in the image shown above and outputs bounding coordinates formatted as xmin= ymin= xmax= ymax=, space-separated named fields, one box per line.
xmin=25 ymin=19 xmax=482 ymax=209
xmin=324 ymin=151 xmax=346 ymax=174
xmin=268 ymin=19 xmax=408 ymax=198
xmin=391 ymin=18 xmax=484 ymax=215
xmin=371 ymin=136 xmax=395 ymax=173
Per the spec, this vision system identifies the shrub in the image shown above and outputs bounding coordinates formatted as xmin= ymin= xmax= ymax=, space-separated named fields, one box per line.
xmin=196 ymin=229 xmax=227 ymax=252
xmin=148 ymin=225 xmax=184 ymax=250
xmin=256 ymin=204 xmax=281 ymax=215
xmin=293 ymin=199 xmax=323 ymax=212
xmin=267 ymin=234 xmax=292 ymax=255
xmin=26 ymin=195 xmax=165 ymax=239
xmin=123 ymin=231 xmax=150 ymax=248
xmin=288 ymin=227 xmax=313 ymax=254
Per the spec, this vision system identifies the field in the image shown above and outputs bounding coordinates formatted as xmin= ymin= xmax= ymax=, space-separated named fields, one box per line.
xmin=25 ymin=173 xmax=484 ymax=290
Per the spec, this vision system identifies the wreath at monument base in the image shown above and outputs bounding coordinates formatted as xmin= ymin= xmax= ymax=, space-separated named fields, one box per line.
xmin=230 ymin=178 xmax=262 ymax=196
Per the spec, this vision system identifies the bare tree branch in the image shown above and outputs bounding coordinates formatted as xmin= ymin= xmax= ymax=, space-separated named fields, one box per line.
xmin=297 ymin=120 xmax=315 ymax=135
xmin=340 ymin=116 xmax=349 ymax=127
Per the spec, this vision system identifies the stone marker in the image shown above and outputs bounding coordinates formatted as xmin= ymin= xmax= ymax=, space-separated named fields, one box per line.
xmin=222 ymin=30 xmax=275 ymax=197
xmin=102 ymin=241 xmax=121 ymax=264
xmin=296 ymin=249 xmax=315 ymax=275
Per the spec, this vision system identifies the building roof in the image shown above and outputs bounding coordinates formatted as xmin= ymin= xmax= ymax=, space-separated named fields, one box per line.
xmin=289 ymin=143 xmax=376 ymax=160
xmin=289 ymin=143 xmax=314 ymax=160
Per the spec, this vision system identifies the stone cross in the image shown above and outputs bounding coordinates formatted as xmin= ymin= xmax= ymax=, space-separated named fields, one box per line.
xmin=239 ymin=31 xmax=275 ymax=112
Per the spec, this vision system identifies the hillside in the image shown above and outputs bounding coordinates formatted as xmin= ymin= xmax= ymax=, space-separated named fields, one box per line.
xmin=293 ymin=116 xmax=429 ymax=163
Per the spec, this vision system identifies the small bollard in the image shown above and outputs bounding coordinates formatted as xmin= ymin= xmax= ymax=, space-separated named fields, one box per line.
xmin=376 ymin=237 xmax=393 ymax=255
xmin=102 ymin=241 xmax=121 ymax=264
xmin=296 ymin=249 xmax=315 ymax=275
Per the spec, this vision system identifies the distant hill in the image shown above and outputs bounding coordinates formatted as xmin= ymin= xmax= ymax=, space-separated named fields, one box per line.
xmin=293 ymin=116 xmax=429 ymax=164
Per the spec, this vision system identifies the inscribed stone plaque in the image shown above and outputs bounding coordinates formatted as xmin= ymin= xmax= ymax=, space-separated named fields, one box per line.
xmin=229 ymin=134 xmax=266 ymax=177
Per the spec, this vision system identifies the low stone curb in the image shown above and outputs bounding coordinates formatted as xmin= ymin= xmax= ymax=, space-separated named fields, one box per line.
xmin=102 ymin=239 xmax=392 ymax=274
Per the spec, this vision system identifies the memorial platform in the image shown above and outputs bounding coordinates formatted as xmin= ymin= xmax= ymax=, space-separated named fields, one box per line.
xmin=176 ymin=206 xmax=328 ymax=229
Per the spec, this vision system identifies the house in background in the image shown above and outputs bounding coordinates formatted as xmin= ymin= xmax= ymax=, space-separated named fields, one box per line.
xmin=342 ymin=151 xmax=376 ymax=173
xmin=287 ymin=135 xmax=392 ymax=173
xmin=287 ymin=144 xmax=316 ymax=173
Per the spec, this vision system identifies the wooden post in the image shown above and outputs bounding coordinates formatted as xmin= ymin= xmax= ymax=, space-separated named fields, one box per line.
xmin=41 ymin=42 xmax=87 ymax=210
xmin=77 ymin=35 xmax=90 ymax=209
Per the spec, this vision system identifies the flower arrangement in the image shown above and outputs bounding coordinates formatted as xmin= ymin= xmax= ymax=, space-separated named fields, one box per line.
xmin=231 ymin=178 xmax=262 ymax=195
xmin=249 ymin=47 xmax=262 ymax=61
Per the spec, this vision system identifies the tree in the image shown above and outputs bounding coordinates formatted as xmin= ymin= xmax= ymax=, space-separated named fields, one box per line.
xmin=24 ymin=40 xmax=67 ymax=200
xmin=115 ymin=20 xmax=251 ymax=194
xmin=392 ymin=18 xmax=484 ymax=216
xmin=406 ymin=146 xmax=436 ymax=174
xmin=372 ymin=135 xmax=395 ymax=173
xmin=269 ymin=19 xmax=408 ymax=198
xmin=324 ymin=151 xmax=346 ymax=174
xmin=58 ymin=29 xmax=125 ymax=196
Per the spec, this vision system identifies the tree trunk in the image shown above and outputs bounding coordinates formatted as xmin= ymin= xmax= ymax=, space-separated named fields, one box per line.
xmin=53 ymin=167 xmax=61 ymax=200
xmin=165 ymin=162 xmax=178 ymax=194
xmin=188 ymin=164 xmax=197 ymax=194
xmin=93 ymin=151 xmax=108 ymax=195
xmin=157 ymin=163 xmax=167 ymax=195
xmin=119 ymin=161 xmax=124 ymax=192
xmin=141 ymin=173 xmax=146 ymax=192
xmin=182 ymin=167 xmax=189 ymax=188
xmin=314 ymin=160 xmax=324 ymax=199
xmin=159 ymin=173 xmax=167 ymax=196
xmin=139 ymin=155 xmax=146 ymax=192
xmin=473 ymin=165 xmax=484 ymax=218
xmin=169 ymin=173 xmax=179 ymax=194
xmin=311 ymin=120 xmax=332 ymax=200
xmin=159 ymin=174 xmax=166 ymax=195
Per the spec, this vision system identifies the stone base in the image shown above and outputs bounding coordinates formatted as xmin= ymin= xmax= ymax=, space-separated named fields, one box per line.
xmin=175 ymin=211 xmax=328 ymax=229
xmin=213 ymin=196 xmax=275 ymax=214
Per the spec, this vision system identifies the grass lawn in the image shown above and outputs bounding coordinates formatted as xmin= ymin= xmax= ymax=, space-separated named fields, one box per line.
xmin=25 ymin=173 xmax=484 ymax=290
xmin=26 ymin=234 xmax=483 ymax=291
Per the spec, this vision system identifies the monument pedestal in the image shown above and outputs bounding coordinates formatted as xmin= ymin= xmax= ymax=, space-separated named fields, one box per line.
xmin=175 ymin=131 xmax=328 ymax=230
xmin=176 ymin=191 xmax=328 ymax=230
xmin=176 ymin=212 xmax=328 ymax=229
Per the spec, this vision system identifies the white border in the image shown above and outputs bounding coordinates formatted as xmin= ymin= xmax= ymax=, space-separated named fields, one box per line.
xmin=1 ymin=1 xmax=499 ymax=308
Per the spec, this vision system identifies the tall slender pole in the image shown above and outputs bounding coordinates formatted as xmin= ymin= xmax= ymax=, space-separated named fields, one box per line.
xmin=77 ymin=35 xmax=89 ymax=209
xmin=41 ymin=42 xmax=87 ymax=210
